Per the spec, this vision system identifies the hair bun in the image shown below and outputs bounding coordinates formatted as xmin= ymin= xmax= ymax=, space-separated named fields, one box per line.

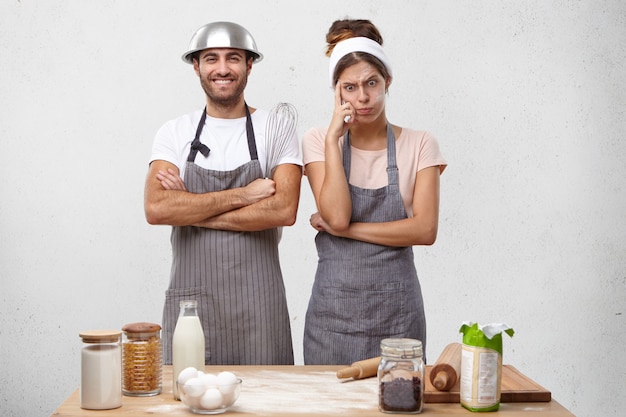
xmin=325 ymin=19 xmax=383 ymax=57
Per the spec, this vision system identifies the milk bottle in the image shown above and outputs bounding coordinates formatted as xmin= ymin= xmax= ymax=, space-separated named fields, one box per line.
xmin=172 ymin=300 xmax=205 ymax=400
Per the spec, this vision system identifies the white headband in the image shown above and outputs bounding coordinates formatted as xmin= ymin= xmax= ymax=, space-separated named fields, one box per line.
xmin=328 ymin=37 xmax=393 ymax=87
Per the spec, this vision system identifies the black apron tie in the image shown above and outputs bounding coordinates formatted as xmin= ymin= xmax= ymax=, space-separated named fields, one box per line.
xmin=191 ymin=141 xmax=211 ymax=158
xmin=187 ymin=107 xmax=210 ymax=162
xmin=245 ymin=104 xmax=259 ymax=160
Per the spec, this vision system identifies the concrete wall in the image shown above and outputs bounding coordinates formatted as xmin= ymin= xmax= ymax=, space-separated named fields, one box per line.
xmin=1 ymin=1 xmax=624 ymax=416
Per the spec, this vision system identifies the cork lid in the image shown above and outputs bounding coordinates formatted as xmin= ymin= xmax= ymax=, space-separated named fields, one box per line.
xmin=79 ymin=329 xmax=122 ymax=343
xmin=122 ymin=322 xmax=161 ymax=333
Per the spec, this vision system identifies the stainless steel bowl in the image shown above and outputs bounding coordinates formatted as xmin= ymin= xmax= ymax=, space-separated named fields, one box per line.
xmin=182 ymin=21 xmax=263 ymax=64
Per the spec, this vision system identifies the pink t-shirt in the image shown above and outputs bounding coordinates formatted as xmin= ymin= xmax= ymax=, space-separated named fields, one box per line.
xmin=302 ymin=127 xmax=447 ymax=217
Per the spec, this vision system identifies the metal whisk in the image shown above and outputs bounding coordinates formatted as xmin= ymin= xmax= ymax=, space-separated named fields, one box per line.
xmin=264 ymin=102 xmax=298 ymax=178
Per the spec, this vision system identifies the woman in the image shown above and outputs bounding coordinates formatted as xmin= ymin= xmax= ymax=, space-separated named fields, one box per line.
xmin=302 ymin=19 xmax=447 ymax=365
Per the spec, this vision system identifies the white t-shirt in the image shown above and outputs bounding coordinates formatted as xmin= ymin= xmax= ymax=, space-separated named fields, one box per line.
xmin=150 ymin=108 xmax=302 ymax=179
xmin=302 ymin=126 xmax=447 ymax=217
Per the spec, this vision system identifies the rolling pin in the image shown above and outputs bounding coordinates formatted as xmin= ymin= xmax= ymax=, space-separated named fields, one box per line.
xmin=336 ymin=356 xmax=381 ymax=380
xmin=430 ymin=342 xmax=462 ymax=391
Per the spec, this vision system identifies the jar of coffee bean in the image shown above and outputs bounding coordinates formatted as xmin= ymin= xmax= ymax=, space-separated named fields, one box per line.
xmin=378 ymin=338 xmax=424 ymax=414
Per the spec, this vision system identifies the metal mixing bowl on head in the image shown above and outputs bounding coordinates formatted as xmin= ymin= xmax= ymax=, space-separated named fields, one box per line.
xmin=182 ymin=21 xmax=263 ymax=64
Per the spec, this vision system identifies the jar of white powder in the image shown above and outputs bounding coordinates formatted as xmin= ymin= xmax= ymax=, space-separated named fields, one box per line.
xmin=79 ymin=329 xmax=122 ymax=410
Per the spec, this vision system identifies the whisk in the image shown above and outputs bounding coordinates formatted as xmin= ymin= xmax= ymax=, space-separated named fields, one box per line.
xmin=264 ymin=102 xmax=298 ymax=178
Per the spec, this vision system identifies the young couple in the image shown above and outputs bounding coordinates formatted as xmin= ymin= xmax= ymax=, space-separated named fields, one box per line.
xmin=144 ymin=19 xmax=447 ymax=367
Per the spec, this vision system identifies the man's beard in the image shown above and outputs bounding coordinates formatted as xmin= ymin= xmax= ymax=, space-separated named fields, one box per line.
xmin=199 ymin=74 xmax=248 ymax=109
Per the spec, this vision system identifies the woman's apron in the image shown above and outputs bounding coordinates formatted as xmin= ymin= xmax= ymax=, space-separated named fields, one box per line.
xmin=303 ymin=124 xmax=426 ymax=365
xmin=162 ymin=106 xmax=294 ymax=365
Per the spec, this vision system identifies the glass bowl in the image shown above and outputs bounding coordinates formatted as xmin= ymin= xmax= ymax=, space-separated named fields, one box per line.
xmin=178 ymin=379 xmax=242 ymax=414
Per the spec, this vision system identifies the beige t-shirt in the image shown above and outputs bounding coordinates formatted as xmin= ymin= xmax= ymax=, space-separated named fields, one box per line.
xmin=302 ymin=127 xmax=447 ymax=217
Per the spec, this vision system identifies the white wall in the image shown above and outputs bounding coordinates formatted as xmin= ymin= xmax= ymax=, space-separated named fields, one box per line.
xmin=1 ymin=1 xmax=624 ymax=416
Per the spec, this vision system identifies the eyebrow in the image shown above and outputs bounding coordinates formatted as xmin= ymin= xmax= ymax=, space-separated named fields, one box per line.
xmin=340 ymin=75 xmax=379 ymax=85
xmin=200 ymin=50 xmax=245 ymax=59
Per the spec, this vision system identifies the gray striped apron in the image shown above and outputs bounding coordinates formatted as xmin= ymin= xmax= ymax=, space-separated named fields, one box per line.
xmin=162 ymin=105 xmax=294 ymax=365
xmin=303 ymin=124 xmax=426 ymax=365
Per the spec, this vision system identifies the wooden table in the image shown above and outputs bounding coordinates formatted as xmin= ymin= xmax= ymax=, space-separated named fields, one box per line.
xmin=50 ymin=365 xmax=575 ymax=416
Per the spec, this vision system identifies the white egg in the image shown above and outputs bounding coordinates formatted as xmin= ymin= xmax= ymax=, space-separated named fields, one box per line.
xmin=217 ymin=371 xmax=237 ymax=385
xmin=177 ymin=366 xmax=200 ymax=385
xmin=184 ymin=377 xmax=208 ymax=398
xmin=183 ymin=393 xmax=202 ymax=409
xmin=200 ymin=372 xmax=219 ymax=388
xmin=221 ymin=390 xmax=236 ymax=405
xmin=217 ymin=371 xmax=238 ymax=394
xmin=200 ymin=388 xmax=223 ymax=409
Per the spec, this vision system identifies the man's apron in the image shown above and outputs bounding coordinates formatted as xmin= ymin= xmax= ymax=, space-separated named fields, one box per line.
xmin=162 ymin=106 xmax=294 ymax=365
xmin=303 ymin=124 xmax=426 ymax=365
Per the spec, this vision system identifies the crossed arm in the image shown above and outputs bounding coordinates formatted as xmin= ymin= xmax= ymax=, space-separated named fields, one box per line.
xmin=144 ymin=160 xmax=302 ymax=232
xmin=306 ymin=161 xmax=441 ymax=247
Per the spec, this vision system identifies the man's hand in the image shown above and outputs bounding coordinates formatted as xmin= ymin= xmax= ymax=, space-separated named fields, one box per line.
xmin=242 ymin=178 xmax=276 ymax=205
xmin=157 ymin=168 xmax=187 ymax=191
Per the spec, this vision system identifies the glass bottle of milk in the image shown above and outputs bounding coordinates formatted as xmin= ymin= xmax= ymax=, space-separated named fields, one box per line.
xmin=172 ymin=299 xmax=205 ymax=400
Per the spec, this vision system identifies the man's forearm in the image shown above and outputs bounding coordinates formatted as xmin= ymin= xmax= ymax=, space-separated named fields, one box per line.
xmin=194 ymin=196 xmax=296 ymax=231
xmin=194 ymin=164 xmax=301 ymax=231
xmin=145 ymin=161 xmax=278 ymax=227
xmin=146 ymin=187 xmax=255 ymax=226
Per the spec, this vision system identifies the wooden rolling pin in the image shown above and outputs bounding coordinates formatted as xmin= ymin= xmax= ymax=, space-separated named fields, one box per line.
xmin=336 ymin=356 xmax=381 ymax=380
xmin=430 ymin=342 xmax=462 ymax=391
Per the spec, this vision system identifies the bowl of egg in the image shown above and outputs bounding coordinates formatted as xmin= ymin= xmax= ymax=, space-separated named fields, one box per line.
xmin=177 ymin=367 xmax=242 ymax=414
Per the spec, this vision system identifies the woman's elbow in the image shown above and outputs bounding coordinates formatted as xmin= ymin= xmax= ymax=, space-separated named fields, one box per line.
xmin=420 ymin=226 xmax=438 ymax=246
xmin=319 ymin=207 xmax=351 ymax=232
xmin=327 ymin=217 xmax=350 ymax=233
xmin=408 ymin=220 xmax=438 ymax=246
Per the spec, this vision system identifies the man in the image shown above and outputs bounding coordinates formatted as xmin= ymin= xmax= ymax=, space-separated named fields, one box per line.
xmin=144 ymin=22 xmax=301 ymax=365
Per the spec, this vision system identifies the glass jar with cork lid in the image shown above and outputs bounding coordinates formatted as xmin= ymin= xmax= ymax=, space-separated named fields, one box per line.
xmin=121 ymin=322 xmax=162 ymax=396
xmin=79 ymin=329 xmax=122 ymax=410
